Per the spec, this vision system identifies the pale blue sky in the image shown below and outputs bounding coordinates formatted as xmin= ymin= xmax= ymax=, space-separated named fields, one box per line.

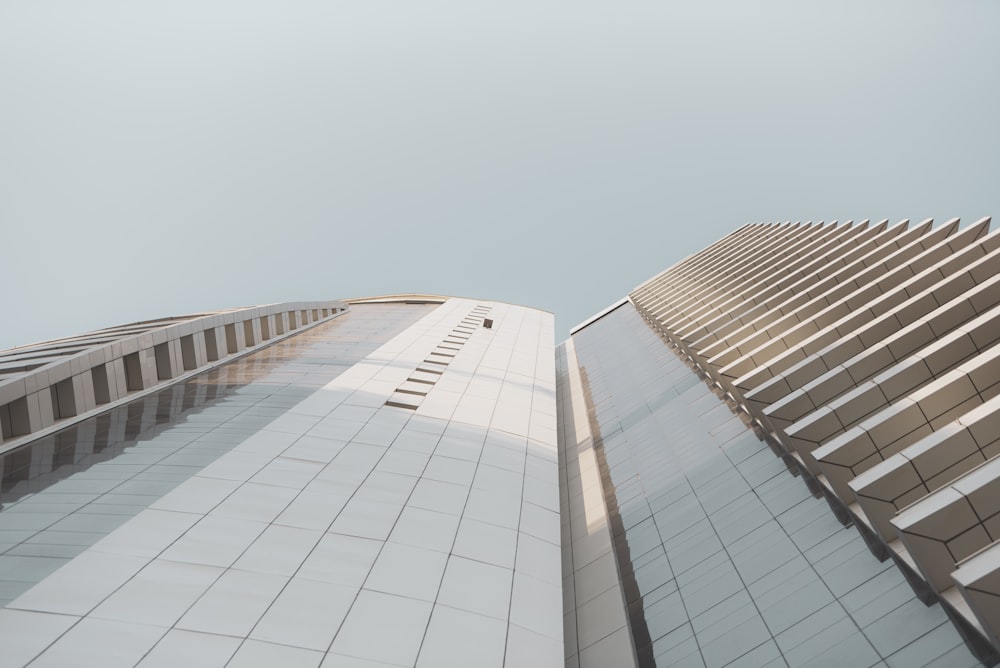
xmin=2 ymin=1 xmax=998 ymax=348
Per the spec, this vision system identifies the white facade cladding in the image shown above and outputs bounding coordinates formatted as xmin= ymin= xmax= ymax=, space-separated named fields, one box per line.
xmin=0 ymin=298 xmax=560 ymax=667
xmin=614 ymin=218 xmax=1000 ymax=665
xmin=5 ymin=217 xmax=1000 ymax=667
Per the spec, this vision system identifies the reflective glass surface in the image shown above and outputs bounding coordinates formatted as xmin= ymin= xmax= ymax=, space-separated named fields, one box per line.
xmin=0 ymin=303 xmax=435 ymax=605
xmin=571 ymin=303 xmax=979 ymax=667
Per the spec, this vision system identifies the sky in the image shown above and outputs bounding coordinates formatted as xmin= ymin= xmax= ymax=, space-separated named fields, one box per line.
xmin=1 ymin=1 xmax=998 ymax=348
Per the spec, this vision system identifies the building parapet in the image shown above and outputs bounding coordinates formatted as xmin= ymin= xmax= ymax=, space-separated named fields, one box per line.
xmin=0 ymin=301 xmax=348 ymax=454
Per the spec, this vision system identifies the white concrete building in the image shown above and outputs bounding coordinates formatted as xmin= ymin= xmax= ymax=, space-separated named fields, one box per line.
xmin=0 ymin=298 xmax=560 ymax=667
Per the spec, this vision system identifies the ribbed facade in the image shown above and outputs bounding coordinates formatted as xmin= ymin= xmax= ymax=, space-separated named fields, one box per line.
xmin=0 ymin=302 xmax=348 ymax=451
xmin=622 ymin=218 xmax=1000 ymax=662
xmin=4 ymin=219 xmax=1000 ymax=667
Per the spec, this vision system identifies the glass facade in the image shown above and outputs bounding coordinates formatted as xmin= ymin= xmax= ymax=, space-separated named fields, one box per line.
xmin=569 ymin=302 xmax=980 ymax=667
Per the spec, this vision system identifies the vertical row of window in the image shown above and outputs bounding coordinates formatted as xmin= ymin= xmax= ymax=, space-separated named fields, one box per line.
xmin=385 ymin=305 xmax=493 ymax=410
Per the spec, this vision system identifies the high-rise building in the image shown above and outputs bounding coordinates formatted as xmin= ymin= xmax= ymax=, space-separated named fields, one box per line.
xmin=559 ymin=218 xmax=997 ymax=668
xmin=1 ymin=218 xmax=999 ymax=667
xmin=0 ymin=298 xmax=560 ymax=667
